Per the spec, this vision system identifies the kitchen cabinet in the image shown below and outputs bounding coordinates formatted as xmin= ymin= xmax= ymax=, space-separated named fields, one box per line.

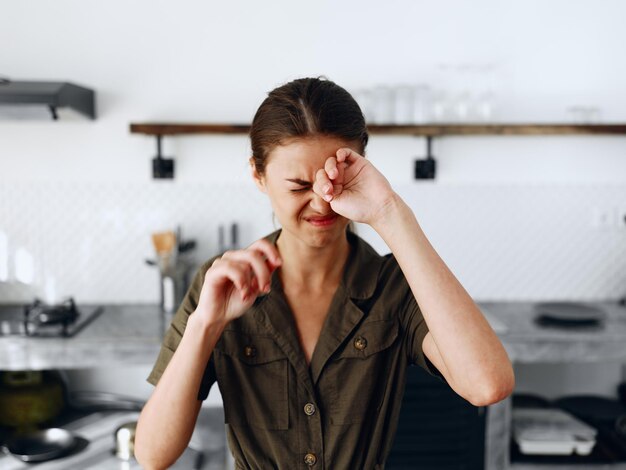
xmin=479 ymin=301 xmax=626 ymax=470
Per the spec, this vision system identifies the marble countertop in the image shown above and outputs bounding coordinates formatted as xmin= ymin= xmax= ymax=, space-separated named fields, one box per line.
xmin=479 ymin=301 xmax=626 ymax=363
xmin=0 ymin=304 xmax=165 ymax=371
xmin=1 ymin=301 xmax=626 ymax=370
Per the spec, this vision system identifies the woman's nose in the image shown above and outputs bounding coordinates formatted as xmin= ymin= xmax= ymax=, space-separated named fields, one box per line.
xmin=309 ymin=191 xmax=331 ymax=212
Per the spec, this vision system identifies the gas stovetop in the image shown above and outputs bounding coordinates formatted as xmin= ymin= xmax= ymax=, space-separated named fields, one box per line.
xmin=0 ymin=298 xmax=104 ymax=337
xmin=0 ymin=410 xmax=226 ymax=470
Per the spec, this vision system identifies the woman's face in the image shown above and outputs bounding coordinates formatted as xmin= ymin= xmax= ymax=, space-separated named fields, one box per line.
xmin=252 ymin=135 xmax=358 ymax=249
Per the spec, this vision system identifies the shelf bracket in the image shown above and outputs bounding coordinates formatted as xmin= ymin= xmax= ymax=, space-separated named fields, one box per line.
xmin=48 ymin=105 xmax=58 ymax=120
xmin=152 ymin=135 xmax=175 ymax=179
xmin=414 ymin=135 xmax=436 ymax=180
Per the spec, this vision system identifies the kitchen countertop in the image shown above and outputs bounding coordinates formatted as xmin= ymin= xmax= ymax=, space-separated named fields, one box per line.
xmin=480 ymin=301 xmax=626 ymax=363
xmin=2 ymin=301 xmax=626 ymax=470
xmin=1 ymin=301 xmax=626 ymax=370
xmin=0 ymin=305 xmax=165 ymax=371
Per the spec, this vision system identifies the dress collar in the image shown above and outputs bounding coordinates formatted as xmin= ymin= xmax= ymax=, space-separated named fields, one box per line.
xmin=249 ymin=228 xmax=385 ymax=387
xmin=262 ymin=228 xmax=383 ymax=301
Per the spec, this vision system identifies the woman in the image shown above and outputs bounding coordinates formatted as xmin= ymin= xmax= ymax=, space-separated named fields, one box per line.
xmin=135 ymin=77 xmax=514 ymax=469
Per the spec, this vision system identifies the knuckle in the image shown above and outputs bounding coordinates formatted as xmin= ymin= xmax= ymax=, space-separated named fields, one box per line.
xmin=247 ymin=247 xmax=264 ymax=258
xmin=236 ymin=270 xmax=247 ymax=284
xmin=248 ymin=239 xmax=280 ymax=264
xmin=252 ymin=241 xmax=271 ymax=256
xmin=248 ymin=239 xmax=266 ymax=250
xmin=242 ymin=251 xmax=262 ymax=267
xmin=222 ymin=258 xmax=240 ymax=270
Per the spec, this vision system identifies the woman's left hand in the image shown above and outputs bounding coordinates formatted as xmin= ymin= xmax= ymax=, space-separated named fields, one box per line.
xmin=314 ymin=148 xmax=396 ymax=225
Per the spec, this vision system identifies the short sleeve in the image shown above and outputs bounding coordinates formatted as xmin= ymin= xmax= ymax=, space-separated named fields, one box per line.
xmin=400 ymin=280 xmax=445 ymax=381
xmin=146 ymin=256 xmax=219 ymax=400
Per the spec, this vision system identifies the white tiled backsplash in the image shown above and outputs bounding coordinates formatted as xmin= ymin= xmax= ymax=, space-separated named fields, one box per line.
xmin=0 ymin=181 xmax=625 ymax=303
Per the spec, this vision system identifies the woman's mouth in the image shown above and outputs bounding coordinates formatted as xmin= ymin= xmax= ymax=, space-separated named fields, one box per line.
xmin=305 ymin=214 xmax=338 ymax=227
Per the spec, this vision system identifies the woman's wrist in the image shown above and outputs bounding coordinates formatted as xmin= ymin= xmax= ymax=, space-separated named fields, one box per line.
xmin=187 ymin=311 xmax=227 ymax=341
xmin=369 ymin=191 xmax=408 ymax=233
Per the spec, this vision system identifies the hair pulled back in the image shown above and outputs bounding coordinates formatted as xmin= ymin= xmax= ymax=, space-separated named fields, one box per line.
xmin=250 ymin=77 xmax=368 ymax=175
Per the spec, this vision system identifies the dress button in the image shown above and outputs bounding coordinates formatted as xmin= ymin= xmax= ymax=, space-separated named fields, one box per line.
xmin=354 ymin=336 xmax=367 ymax=351
xmin=243 ymin=345 xmax=256 ymax=357
xmin=303 ymin=403 xmax=316 ymax=416
xmin=304 ymin=453 xmax=317 ymax=466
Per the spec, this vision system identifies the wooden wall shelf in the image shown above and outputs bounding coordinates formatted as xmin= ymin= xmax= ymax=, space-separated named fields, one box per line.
xmin=130 ymin=122 xmax=626 ymax=179
xmin=130 ymin=123 xmax=626 ymax=137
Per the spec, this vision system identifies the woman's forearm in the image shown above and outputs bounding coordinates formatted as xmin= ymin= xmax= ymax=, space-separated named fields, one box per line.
xmin=372 ymin=194 xmax=514 ymax=405
xmin=135 ymin=314 xmax=226 ymax=470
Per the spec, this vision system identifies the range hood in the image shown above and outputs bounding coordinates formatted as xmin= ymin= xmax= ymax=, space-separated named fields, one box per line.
xmin=0 ymin=78 xmax=96 ymax=120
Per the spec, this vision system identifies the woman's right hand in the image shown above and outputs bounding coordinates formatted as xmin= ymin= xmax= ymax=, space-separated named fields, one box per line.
xmin=194 ymin=238 xmax=282 ymax=326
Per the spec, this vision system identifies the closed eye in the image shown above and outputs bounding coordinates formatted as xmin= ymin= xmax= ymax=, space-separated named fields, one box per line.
xmin=286 ymin=178 xmax=312 ymax=193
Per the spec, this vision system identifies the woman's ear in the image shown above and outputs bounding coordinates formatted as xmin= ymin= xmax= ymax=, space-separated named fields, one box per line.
xmin=249 ymin=158 xmax=267 ymax=193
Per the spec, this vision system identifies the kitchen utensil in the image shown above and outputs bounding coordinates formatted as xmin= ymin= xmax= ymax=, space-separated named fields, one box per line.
xmin=231 ymin=222 xmax=239 ymax=249
xmin=151 ymin=231 xmax=176 ymax=256
xmin=218 ymin=224 xmax=225 ymax=252
xmin=173 ymin=225 xmax=197 ymax=254
xmin=534 ymin=302 xmax=606 ymax=328
xmin=0 ymin=411 xmax=210 ymax=469
xmin=178 ymin=239 xmax=196 ymax=254
xmin=114 ymin=421 xmax=137 ymax=460
xmin=152 ymin=230 xmax=177 ymax=275
xmin=0 ymin=371 xmax=66 ymax=429
xmin=148 ymin=229 xmax=194 ymax=319
xmin=218 ymin=222 xmax=240 ymax=253
xmin=2 ymin=428 xmax=78 ymax=462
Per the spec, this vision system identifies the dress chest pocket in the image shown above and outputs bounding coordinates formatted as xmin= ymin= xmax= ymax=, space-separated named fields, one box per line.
xmin=214 ymin=330 xmax=289 ymax=430
xmin=327 ymin=318 xmax=399 ymax=425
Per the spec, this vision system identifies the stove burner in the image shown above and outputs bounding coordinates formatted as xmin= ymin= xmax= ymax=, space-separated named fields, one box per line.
xmin=23 ymin=298 xmax=80 ymax=337
xmin=0 ymin=300 xmax=104 ymax=338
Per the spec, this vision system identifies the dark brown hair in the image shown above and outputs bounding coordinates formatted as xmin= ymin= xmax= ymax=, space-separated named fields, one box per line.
xmin=250 ymin=77 xmax=368 ymax=175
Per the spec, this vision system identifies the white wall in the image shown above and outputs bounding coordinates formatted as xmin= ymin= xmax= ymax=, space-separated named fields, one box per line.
xmin=2 ymin=0 xmax=626 ymax=402
xmin=1 ymin=0 xmax=626 ymax=184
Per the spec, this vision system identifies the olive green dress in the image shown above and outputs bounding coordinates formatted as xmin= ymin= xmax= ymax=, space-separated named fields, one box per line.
xmin=148 ymin=229 xmax=441 ymax=469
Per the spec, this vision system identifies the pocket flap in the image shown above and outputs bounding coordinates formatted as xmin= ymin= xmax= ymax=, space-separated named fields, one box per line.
xmin=339 ymin=319 xmax=399 ymax=359
xmin=216 ymin=330 xmax=286 ymax=365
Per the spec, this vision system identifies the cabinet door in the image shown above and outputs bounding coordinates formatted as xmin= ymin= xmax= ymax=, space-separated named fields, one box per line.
xmin=387 ymin=365 xmax=486 ymax=469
